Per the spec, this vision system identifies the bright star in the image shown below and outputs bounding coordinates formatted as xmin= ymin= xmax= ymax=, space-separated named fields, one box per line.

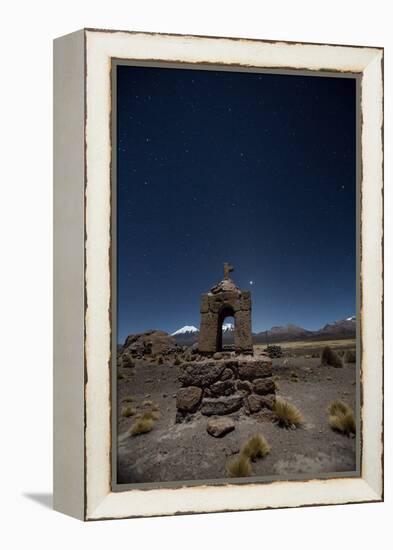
xmin=249 ymin=280 xmax=254 ymax=285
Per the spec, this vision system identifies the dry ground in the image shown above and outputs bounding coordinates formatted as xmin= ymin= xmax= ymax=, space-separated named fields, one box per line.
xmin=117 ymin=339 xmax=357 ymax=484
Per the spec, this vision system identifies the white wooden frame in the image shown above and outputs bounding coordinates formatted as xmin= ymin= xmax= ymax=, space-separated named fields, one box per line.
xmin=53 ymin=28 xmax=383 ymax=521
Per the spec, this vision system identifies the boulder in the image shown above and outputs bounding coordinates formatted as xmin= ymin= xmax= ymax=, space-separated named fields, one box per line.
xmin=176 ymin=386 xmax=203 ymax=413
xmin=253 ymin=378 xmax=275 ymax=395
xmin=206 ymin=417 xmax=235 ymax=438
xmin=123 ymin=330 xmax=179 ymax=357
xmin=238 ymin=359 xmax=272 ymax=380
xmin=246 ymin=393 xmax=275 ymax=414
xmin=236 ymin=379 xmax=252 ymax=394
xmin=210 ymin=380 xmax=236 ymax=397
xmin=344 ymin=350 xmax=356 ymax=363
xmin=264 ymin=345 xmax=283 ymax=358
xmin=179 ymin=361 xmax=225 ymax=387
xmin=201 ymin=394 xmax=244 ymax=416
xmin=221 ymin=368 xmax=235 ymax=381
xmin=321 ymin=346 xmax=343 ymax=368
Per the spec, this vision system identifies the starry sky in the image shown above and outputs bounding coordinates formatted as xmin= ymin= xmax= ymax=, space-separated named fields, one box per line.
xmin=116 ymin=64 xmax=357 ymax=343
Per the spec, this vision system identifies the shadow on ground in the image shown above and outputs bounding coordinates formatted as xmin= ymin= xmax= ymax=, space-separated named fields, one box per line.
xmin=23 ymin=493 xmax=53 ymax=509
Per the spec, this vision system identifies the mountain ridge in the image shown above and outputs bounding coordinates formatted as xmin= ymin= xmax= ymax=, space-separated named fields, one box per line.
xmin=170 ymin=317 xmax=356 ymax=345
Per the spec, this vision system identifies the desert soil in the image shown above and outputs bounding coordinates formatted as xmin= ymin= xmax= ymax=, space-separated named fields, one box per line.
xmin=117 ymin=340 xmax=357 ymax=484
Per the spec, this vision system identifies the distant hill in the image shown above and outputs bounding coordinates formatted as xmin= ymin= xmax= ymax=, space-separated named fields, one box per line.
xmin=314 ymin=317 xmax=357 ymax=340
xmin=254 ymin=324 xmax=313 ymax=344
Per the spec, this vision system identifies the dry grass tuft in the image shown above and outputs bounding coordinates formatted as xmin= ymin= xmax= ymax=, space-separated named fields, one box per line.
xmin=142 ymin=400 xmax=153 ymax=407
xmin=328 ymin=400 xmax=350 ymax=416
xmin=227 ymin=454 xmax=252 ymax=478
xmin=321 ymin=346 xmax=343 ymax=368
xmin=328 ymin=400 xmax=356 ymax=436
xmin=141 ymin=410 xmax=160 ymax=421
xmin=329 ymin=412 xmax=356 ymax=435
xmin=344 ymin=350 xmax=356 ymax=363
xmin=174 ymin=356 xmax=182 ymax=366
xmin=121 ymin=405 xmax=136 ymax=417
xmin=241 ymin=434 xmax=270 ymax=461
xmin=129 ymin=417 xmax=155 ymax=436
xmin=273 ymin=397 xmax=303 ymax=428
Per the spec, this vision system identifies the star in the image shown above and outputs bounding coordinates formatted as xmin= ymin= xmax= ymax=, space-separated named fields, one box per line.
xmin=249 ymin=280 xmax=254 ymax=285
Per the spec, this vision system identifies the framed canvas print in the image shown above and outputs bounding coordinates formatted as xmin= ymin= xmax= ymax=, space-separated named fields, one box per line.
xmin=53 ymin=29 xmax=383 ymax=520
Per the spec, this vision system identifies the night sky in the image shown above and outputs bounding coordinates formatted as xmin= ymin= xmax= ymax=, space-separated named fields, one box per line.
xmin=117 ymin=65 xmax=356 ymax=343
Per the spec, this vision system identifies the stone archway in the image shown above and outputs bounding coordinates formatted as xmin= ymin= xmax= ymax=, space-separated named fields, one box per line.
xmin=216 ymin=305 xmax=235 ymax=352
xmin=198 ymin=264 xmax=253 ymax=354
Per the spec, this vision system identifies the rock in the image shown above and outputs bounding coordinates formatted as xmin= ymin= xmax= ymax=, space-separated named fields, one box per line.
xmin=246 ymin=393 xmax=275 ymax=414
xmin=122 ymin=353 xmax=135 ymax=368
xmin=176 ymin=386 xmax=203 ymax=413
xmin=210 ymin=380 xmax=236 ymax=397
xmin=321 ymin=346 xmax=343 ymax=368
xmin=213 ymin=352 xmax=223 ymax=360
xmin=238 ymin=359 xmax=272 ymax=380
xmin=344 ymin=350 xmax=356 ymax=363
xmin=254 ymin=409 xmax=276 ymax=422
xmin=179 ymin=361 xmax=225 ymax=387
xmin=236 ymin=379 xmax=252 ymax=394
xmin=123 ymin=330 xmax=180 ymax=357
xmin=253 ymin=378 xmax=275 ymax=395
xmin=206 ymin=417 xmax=235 ymax=438
xmin=221 ymin=368 xmax=234 ymax=381
xmin=264 ymin=345 xmax=283 ymax=358
xmin=201 ymin=394 xmax=243 ymax=416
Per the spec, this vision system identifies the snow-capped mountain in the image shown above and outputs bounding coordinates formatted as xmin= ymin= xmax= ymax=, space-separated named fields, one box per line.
xmin=171 ymin=323 xmax=234 ymax=336
xmin=171 ymin=325 xmax=199 ymax=345
xmin=171 ymin=322 xmax=234 ymax=345
xmin=346 ymin=316 xmax=356 ymax=321
xmin=171 ymin=325 xmax=199 ymax=336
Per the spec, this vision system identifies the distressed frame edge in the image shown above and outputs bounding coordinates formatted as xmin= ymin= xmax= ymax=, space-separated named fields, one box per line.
xmin=83 ymin=29 xmax=383 ymax=521
xmin=53 ymin=29 xmax=86 ymax=520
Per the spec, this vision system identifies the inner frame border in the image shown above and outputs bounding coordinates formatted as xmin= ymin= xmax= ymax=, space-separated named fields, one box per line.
xmin=110 ymin=59 xmax=362 ymax=493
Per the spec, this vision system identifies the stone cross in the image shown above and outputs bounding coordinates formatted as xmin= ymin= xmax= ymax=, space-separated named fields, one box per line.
xmin=223 ymin=262 xmax=234 ymax=280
